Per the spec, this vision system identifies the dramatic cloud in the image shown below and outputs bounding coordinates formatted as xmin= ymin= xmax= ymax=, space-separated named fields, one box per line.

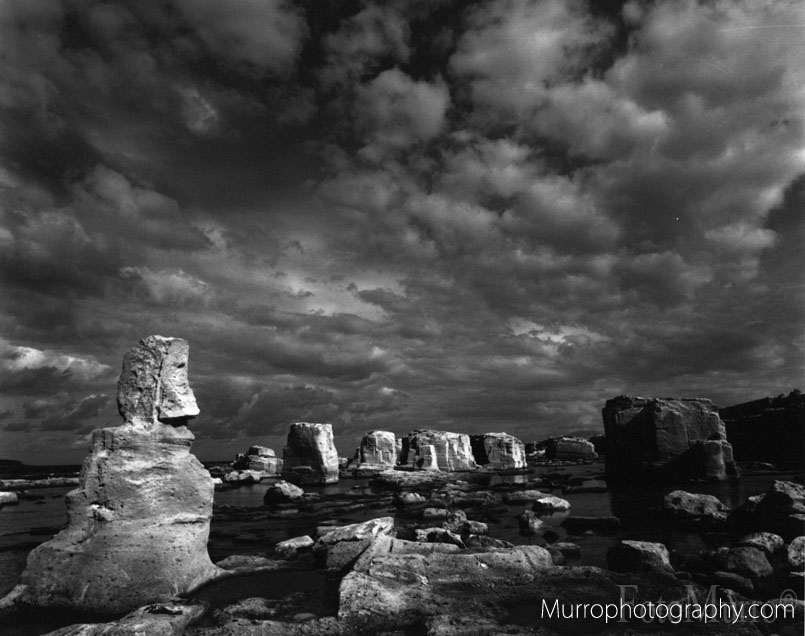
xmin=0 ymin=0 xmax=802 ymax=463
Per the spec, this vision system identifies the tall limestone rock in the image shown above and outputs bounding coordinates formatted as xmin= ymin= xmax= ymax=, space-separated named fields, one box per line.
xmin=11 ymin=336 xmax=220 ymax=615
xmin=400 ymin=430 xmax=477 ymax=471
xmin=282 ymin=422 xmax=340 ymax=484
xmin=603 ymin=396 xmax=737 ymax=482
xmin=359 ymin=430 xmax=397 ymax=468
xmin=470 ymin=433 xmax=527 ymax=470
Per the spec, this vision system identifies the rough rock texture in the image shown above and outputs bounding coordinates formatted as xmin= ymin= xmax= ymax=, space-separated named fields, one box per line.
xmin=732 ymin=480 xmax=805 ymax=540
xmin=274 ymin=535 xmax=314 ymax=560
xmin=40 ymin=602 xmax=207 ymax=636
xmin=602 ymin=396 xmax=738 ymax=481
xmin=722 ymin=547 xmax=773 ymax=578
xmin=358 ymin=431 xmax=397 ymax=468
xmin=282 ymin=422 xmax=339 ymax=485
xmin=263 ymin=480 xmax=305 ymax=504
xmin=720 ymin=390 xmax=805 ymax=469
xmin=546 ymin=437 xmax=597 ymax=460
xmin=400 ymin=430 xmax=476 ymax=471
xmin=788 ymin=536 xmax=805 ymax=571
xmin=607 ymin=540 xmax=673 ymax=574
xmin=10 ymin=336 xmax=219 ymax=615
xmin=664 ymin=490 xmax=730 ymax=522
xmin=533 ymin=495 xmax=571 ymax=512
xmin=736 ymin=532 xmax=784 ymax=557
xmin=232 ymin=445 xmax=282 ymax=474
xmin=470 ymin=433 xmax=527 ymax=469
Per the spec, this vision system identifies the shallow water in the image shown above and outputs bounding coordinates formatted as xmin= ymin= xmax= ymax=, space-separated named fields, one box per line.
xmin=0 ymin=464 xmax=796 ymax=635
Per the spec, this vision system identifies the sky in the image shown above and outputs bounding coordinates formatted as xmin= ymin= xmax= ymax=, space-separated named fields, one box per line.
xmin=0 ymin=0 xmax=803 ymax=465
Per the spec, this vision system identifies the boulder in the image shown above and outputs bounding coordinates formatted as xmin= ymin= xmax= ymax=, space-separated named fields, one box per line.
xmin=722 ymin=547 xmax=773 ymax=578
xmin=400 ymin=430 xmax=476 ymax=471
xmin=358 ymin=431 xmax=397 ymax=468
xmin=503 ymin=489 xmax=552 ymax=504
xmin=788 ymin=536 xmax=805 ymax=571
xmin=316 ymin=517 xmax=395 ymax=545
xmin=732 ymin=480 xmax=805 ymax=540
xmin=274 ymin=535 xmax=314 ymax=560
xmin=664 ymin=490 xmax=730 ymax=522
xmin=470 ymin=433 xmax=527 ymax=470
xmin=736 ymin=532 xmax=784 ymax=557
xmin=415 ymin=527 xmax=466 ymax=548
xmin=518 ymin=510 xmax=544 ymax=536
xmin=263 ymin=480 xmax=305 ymax=504
xmin=0 ymin=491 xmax=18 ymax=507
xmin=602 ymin=395 xmax=738 ymax=481
xmin=6 ymin=336 xmax=220 ymax=615
xmin=607 ymin=540 xmax=673 ymax=574
xmin=550 ymin=542 xmax=581 ymax=558
xmin=533 ymin=495 xmax=571 ymax=512
xmin=281 ymin=422 xmax=339 ymax=485
xmin=720 ymin=390 xmax=805 ymax=469
xmin=38 ymin=601 xmax=207 ymax=636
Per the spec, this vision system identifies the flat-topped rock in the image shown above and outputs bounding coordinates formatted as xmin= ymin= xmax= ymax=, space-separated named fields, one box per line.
xmin=470 ymin=433 xmax=527 ymax=469
xmin=400 ymin=429 xmax=476 ymax=471
xmin=282 ymin=422 xmax=339 ymax=485
xmin=602 ymin=395 xmax=737 ymax=481
xmin=6 ymin=336 xmax=219 ymax=615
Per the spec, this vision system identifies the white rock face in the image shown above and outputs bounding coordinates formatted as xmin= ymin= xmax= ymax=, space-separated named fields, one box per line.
xmin=11 ymin=336 xmax=219 ymax=615
xmin=359 ymin=431 xmax=397 ymax=468
xmin=401 ymin=430 xmax=476 ymax=471
xmin=282 ymin=422 xmax=340 ymax=485
xmin=471 ymin=433 xmax=526 ymax=469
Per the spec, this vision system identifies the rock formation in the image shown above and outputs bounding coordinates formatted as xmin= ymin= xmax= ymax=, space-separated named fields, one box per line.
xmin=281 ymin=422 xmax=339 ymax=485
xmin=470 ymin=433 xmax=526 ymax=469
xmin=546 ymin=436 xmax=597 ymax=460
xmin=232 ymin=445 xmax=283 ymax=474
xmin=720 ymin=390 xmax=805 ymax=469
xmin=602 ymin=396 xmax=737 ymax=481
xmin=9 ymin=335 xmax=220 ymax=615
xmin=357 ymin=430 xmax=397 ymax=468
xmin=400 ymin=429 xmax=477 ymax=471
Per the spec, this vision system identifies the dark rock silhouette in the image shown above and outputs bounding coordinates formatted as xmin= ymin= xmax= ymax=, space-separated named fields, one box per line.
xmin=720 ymin=390 xmax=805 ymax=469
xmin=602 ymin=396 xmax=738 ymax=481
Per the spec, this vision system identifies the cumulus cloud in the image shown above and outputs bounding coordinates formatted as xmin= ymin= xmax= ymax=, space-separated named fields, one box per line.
xmin=356 ymin=69 xmax=450 ymax=158
xmin=1 ymin=0 xmax=803 ymax=463
xmin=173 ymin=0 xmax=307 ymax=75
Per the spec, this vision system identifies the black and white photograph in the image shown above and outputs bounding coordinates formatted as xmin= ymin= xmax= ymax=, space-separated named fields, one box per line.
xmin=0 ymin=1 xmax=803 ymax=634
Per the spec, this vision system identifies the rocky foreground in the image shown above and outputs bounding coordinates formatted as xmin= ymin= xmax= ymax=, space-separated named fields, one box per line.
xmin=1 ymin=337 xmax=802 ymax=636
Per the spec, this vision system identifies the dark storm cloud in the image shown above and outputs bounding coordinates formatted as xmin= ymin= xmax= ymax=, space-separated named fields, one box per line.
xmin=1 ymin=0 xmax=803 ymax=463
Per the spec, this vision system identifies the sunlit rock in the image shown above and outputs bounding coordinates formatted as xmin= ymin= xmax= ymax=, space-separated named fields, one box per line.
xmin=8 ymin=336 xmax=220 ymax=615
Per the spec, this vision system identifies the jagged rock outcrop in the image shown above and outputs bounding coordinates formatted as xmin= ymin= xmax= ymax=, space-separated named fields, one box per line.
xmin=400 ymin=429 xmax=476 ymax=471
xmin=232 ymin=445 xmax=283 ymax=474
xmin=281 ymin=422 xmax=339 ymax=485
xmin=6 ymin=336 xmax=220 ymax=615
xmin=720 ymin=390 xmax=805 ymax=469
xmin=357 ymin=431 xmax=396 ymax=468
xmin=470 ymin=433 xmax=526 ymax=469
xmin=731 ymin=480 xmax=805 ymax=540
xmin=602 ymin=396 xmax=738 ymax=481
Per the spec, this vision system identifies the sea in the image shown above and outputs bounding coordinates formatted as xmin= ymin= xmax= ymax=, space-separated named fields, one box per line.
xmin=0 ymin=461 xmax=795 ymax=635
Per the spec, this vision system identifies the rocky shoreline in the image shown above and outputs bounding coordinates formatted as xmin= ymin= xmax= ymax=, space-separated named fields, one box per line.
xmin=0 ymin=337 xmax=802 ymax=636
